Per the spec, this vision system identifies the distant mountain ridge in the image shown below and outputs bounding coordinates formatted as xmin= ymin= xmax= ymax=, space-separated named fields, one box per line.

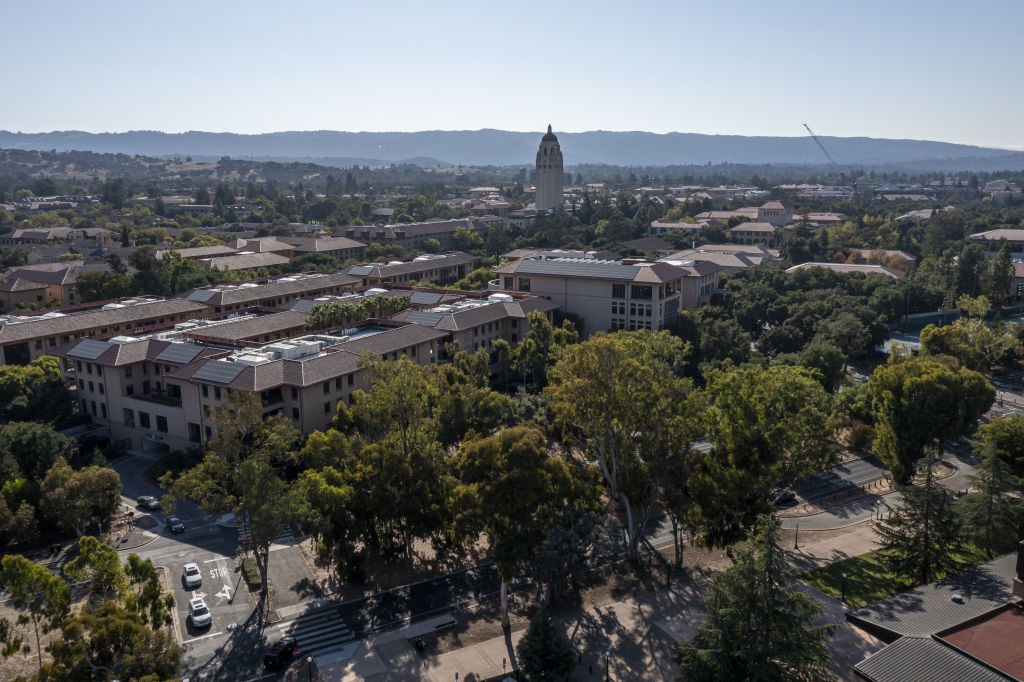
xmin=1 ymin=129 xmax=1021 ymax=169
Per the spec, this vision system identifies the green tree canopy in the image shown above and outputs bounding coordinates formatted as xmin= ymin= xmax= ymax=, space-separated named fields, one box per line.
xmin=870 ymin=355 xmax=993 ymax=482
xmin=674 ymin=516 xmax=835 ymax=681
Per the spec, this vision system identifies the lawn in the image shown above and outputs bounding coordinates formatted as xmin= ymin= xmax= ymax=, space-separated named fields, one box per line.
xmin=801 ymin=546 xmax=990 ymax=609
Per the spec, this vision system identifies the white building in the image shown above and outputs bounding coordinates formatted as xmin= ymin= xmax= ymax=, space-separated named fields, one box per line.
xmin=535 ymin=125 xmax=564 ymax=211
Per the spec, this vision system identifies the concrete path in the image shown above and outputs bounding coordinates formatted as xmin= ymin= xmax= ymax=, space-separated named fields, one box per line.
xmin=316 ymin=522 xmax=885 ymax=681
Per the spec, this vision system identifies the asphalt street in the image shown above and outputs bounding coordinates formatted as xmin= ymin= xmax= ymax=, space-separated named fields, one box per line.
xmin=113 ymin=456 xmax=276 ymax=682
xmin=794 ymin=456 xmax=888 ymax=502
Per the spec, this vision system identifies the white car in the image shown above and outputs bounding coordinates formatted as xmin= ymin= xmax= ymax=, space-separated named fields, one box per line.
xmin=188 ymin=597 xmax=212 ymax=628
xmin=182 ymin=563 xmax=202 ymax=589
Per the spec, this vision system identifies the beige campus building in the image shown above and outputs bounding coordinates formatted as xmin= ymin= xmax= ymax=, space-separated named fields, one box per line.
xmin=494 ymin=256 xmax=719 ymax=336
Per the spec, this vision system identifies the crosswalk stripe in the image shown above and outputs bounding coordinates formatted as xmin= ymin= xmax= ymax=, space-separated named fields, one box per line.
xmin=275 ymin=605 xmax=354 ymax=656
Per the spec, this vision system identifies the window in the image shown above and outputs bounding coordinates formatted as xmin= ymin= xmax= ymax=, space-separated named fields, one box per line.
xmin=100 ymin=404 xmax=107 ymax=418
xmin=323 ymin=381 xmax=330 ymax=394
xmin=142 ymin=364 xmax=148 ymax=375
xmin=81 ymin=399 xmax=87 ymax=413
xmin=205 ymin=426 xmax=212 ymax=439
xmin=202 ymin=385 xmax=208 ymax=398
xmin=91 ymin=401 xmax=97 ymax=416
xmin=291 ymin=388 xmax=298 ymax=399
xmin=188 ymin=423 xmax=201 ymax=443
xmin=631 ymin=285 xmax=653 ymax=300
xmin=348 ymin=374 xmax=354 ymax=386
xmin=518 ymin=277 xmax=531 ymax=292
xmin=156 ymin=416 xmax=168 ymax=433
xmin=76 ymin=361 xmax=82 ymax=372
xmin=292 ymin=408 xmax=299 ymax=420
xmin=35 ymin=340 xmax=42 ymax=350
xmin=612 ymin=283 xmax=626 ymax=298
xmin=126 ymin=385 xmax=134 ymax=396
xmin=142 ymin=380 xmax=150 ymax=394
xmin=139 ymin=412 xmax=151 ymax=429
xmin=78 ymin=380 xmax=84 ymax=389
xmin=89 ymin=381 xmax=94 ymax=392
xmin=214 ymin=387 xmax=222 ymax=400
xmin=125 ymin=366 xmax=133 ymax=378
xmin=335 ymin=378 xmax=342 ymax=390
xmin=86 ymin=364 xmax=92 ymax=375
xmin=324 ymin=401 xmax=331 ymax=414
xmin=503 ymin=277 xmax=514 ymax=289
xmin=124 ymin=409 xmax=134 ymax=425
xmin=98 ymin=383 xmax=104 ymax=395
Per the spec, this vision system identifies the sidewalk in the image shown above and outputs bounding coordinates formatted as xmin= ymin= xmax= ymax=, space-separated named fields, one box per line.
xmin=318 ymin=522 xmax=882 ymax=681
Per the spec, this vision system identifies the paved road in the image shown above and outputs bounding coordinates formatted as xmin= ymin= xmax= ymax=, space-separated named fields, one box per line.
xmin=795 ymin=456 xmax=887 ymax=502
xmin=112 ymin=456 xmax=283 ymax=682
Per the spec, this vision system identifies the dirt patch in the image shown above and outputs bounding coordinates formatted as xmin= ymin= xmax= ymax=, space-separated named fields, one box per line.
xmin=0 ymin=584 xmax=91 ymax=682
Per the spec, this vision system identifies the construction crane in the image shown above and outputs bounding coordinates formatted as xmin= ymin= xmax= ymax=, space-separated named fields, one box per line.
xmin=803 ymin=123 xmax=841 ymax=168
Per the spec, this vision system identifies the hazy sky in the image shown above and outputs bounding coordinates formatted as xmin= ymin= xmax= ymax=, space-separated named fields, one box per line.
xmin=4 ymin=0 xmax=1022 ymax=149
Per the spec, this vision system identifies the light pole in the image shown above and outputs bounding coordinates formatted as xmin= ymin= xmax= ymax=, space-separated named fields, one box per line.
xmin=604 ymin=650 xmax=610 ymax=681
xmin=666 ymin=559 xmax=672 ymax=588
xmin=841 ymin=572 xmax=848 ymax=604
xmin=794 ymin=522 xmax=799 ymax=550
xmin=307 ymin=655 xmax=313 ymax=682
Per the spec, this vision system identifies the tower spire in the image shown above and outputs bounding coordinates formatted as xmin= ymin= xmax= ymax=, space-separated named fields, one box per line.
xmin=547 ymin=124 xmax=552 ymax=134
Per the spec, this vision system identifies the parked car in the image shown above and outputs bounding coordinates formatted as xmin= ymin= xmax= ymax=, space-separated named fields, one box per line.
xmin=182 ymin=563 xmax=202 ymax=589
xmin=264 ymin=637 xmax=299 ymax=669
xmin=770 ymin=486 xmax=796 ymax=506
xmin=137 ymin=495 xmax=161 ymax=511
xmin=188 ymin=598 xmax=212 ymax=628
xmin=166 ymin=516 xmax=185 ymax=534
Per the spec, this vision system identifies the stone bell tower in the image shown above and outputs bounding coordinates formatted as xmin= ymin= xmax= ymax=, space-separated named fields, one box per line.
xmin=535 ymin=124 xmax=563 ymax=211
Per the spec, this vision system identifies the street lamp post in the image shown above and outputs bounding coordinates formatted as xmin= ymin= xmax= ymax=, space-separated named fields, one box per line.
xmin=604 ymin=650 xmax=610 ymax=681
xmin=841 ymin=572 xmax=848 ymax=604
xmin=666 ymin=559 xmax=672 ymax=588
xmin=794 ymin=522 xmax=799 ymax=550
xmin=307 ymin=655 xmax=313 ymax=682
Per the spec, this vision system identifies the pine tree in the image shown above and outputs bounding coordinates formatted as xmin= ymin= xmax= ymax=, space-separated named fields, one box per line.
xmin=675 ymin=516 xmax=835 ymax=682
xmin=875 ymin=454 xmax=965 ymax=585
xmin=958 ymin=444 xmax=1024 ymax=557
xmin=516 ymin=608 xmax=575 ymax=681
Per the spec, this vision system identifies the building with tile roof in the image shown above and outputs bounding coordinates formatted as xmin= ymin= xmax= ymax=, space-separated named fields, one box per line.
xmin=335 ymin=219 xmax=485 ymax=250
xmin=347 ymin=252 xmax=477 ymax=286
xmin=785 ymin=262 xmax=905 ymax=279
xmin=183 ymin=272 xmax=360 ymax=315
xmin=495 ymin=255 xmax=717 ymax=336
xmin=0 ymin=297 xmax=208 ymax=364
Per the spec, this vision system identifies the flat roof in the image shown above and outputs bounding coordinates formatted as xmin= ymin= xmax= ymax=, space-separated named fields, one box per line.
xmin=938 ymin=603 xmax=1024 ymax=680
xmin=182 ymin=311 xmax=308 ymax=342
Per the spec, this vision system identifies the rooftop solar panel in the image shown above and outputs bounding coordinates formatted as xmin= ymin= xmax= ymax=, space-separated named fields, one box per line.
xmin=409 ymin=292 xmax=444 ymax=305
xmin=402 ymin=311 xmax=446 ymax=327
xmin=187 ymin=289 xmax=217 ymax=302
xmin=68 ymin=338 xmax=110 ymax=360
xmin=289 ymin=300 xmax=317 ymax=314
xmin=192 ymin=360 xmax=245 ymax=384
xmin=348 ymin=266 xmax=373 ymax=276
xmin=155 ymin=343 xmax=203 ymax=364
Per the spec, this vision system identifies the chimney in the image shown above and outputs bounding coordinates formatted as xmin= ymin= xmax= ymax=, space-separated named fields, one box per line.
xmin=1014 ymin=540 xmax=1024 ymax=601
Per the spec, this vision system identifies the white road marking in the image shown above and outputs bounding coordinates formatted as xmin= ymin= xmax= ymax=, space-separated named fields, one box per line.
xmin=202 ymin=557 xmax=227 ymax=564
xmin=182 ymin=631 xmax=223 ymax=644
xmin=215 ymin=585 xmax=232 ymax=600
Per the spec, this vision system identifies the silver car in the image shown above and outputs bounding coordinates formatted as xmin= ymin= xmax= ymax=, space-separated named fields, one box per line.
xmin=182 ymin=563 xmax=202 ymax=589
xmin=188 ymin=597 xmax=212 ymax=628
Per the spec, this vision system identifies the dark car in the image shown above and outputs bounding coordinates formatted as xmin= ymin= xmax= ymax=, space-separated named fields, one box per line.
xmin=137 ymin=495 xmax=161 ymax=511
xmin=264 ymin=637 xmax=299 ymax=669
xmin=166 ymin=516 xmax=184 ymax=534
xmin=770 ymin=487 xmax=796 ymax=506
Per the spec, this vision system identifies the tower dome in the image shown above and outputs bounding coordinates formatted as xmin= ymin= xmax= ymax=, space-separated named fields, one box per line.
xmin=541 ymin=124 xmax=558 ymax=142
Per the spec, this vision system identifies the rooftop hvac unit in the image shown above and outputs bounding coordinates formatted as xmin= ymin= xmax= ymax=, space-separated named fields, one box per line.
xmin=234 ymin=353 xmax=270 ymax=366
xmin=365 ymin=288 xmax=388 ymax=296
xmin=239 ymin=283 xmax=259 ymax=288
xmin=387 ymin=261 xmax=403 ymax=266
xmin=487 ymin=293 xmax=514 ymax=302
xmin=265 ymin=342 xmax=301 ymax=360
xmin=41 ymin=311 xmax=67 ymax=318
xmin=101 ymin=303 xmax=126 ymax=310
xmin=109 ymin=336 xmax=139 ymax=344
xmin=174 ymin=322 xmax=199 ymax=330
